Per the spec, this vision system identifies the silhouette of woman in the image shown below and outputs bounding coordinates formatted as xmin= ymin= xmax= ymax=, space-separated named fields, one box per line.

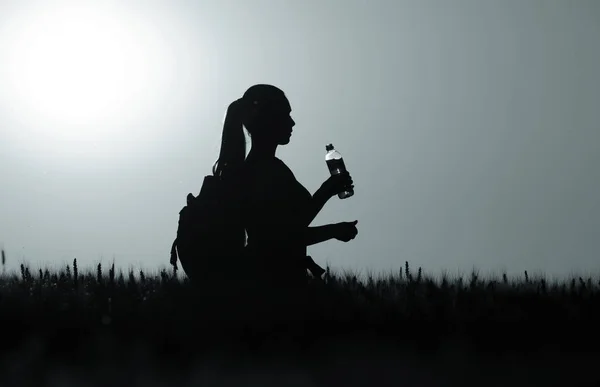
xmin=214 ymin=84 xmax=358 ymax=324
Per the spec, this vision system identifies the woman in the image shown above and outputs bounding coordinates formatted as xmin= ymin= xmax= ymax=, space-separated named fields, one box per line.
xmin=214 ymin=84 xmax=359 ymax=324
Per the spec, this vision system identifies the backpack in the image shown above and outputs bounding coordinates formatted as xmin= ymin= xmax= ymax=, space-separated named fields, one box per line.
xmin=170 ymin=169 xmax=248 ymax=286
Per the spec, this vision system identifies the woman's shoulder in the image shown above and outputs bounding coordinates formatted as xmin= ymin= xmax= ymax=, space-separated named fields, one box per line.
xmin=245 ymin=157 xmax=289 ymax=178
xmin=243 ymin=157 xmax=297 ymax=194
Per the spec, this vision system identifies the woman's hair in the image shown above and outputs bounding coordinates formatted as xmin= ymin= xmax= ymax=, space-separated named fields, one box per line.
xmin=212 ymin=84 xmax=286 ymax=178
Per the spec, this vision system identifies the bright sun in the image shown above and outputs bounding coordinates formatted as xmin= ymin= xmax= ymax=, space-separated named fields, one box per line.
xmin=1 ymin=2 xmax=171 ymax=157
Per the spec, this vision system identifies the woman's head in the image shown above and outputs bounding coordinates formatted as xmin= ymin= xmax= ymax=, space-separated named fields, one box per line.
xmin=241 ymin=84 xmax=295 ymax=145
xmin=213 ymin=84 xmax=295 ymax=177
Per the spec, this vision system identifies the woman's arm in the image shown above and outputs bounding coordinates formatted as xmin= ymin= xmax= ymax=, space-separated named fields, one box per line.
xmin=251 ymin=224 xmax=334 ymax=248
xmin=303 ymin=186 xmax=331 ymax=226
xmin=304 ymin=171 xmax=354 ymax=226
xmin=304 ymin=224 xmax=335 ymax=246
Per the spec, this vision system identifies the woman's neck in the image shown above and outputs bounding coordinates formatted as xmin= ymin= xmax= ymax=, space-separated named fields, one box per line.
xmin=246 ymin=142 xmax=278 ymax=162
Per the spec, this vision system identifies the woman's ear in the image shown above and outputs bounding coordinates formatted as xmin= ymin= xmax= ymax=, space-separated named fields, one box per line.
xmin=242 ymin=99 xmax=261 ymax=130
xmin=247 ymin=99 xmax=260 ymax=120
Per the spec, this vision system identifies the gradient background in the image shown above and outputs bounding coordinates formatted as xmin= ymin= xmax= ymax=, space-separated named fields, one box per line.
xmin=1 ymin=0 xmax=598 ymax=280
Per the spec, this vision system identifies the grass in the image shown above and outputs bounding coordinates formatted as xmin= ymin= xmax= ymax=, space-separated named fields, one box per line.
xmin=1 ymin=251 xmax=600 ymax=385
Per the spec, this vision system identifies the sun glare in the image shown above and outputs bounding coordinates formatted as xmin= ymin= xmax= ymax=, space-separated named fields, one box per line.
xmin=1 ymin=2 xmax=172 ymax=158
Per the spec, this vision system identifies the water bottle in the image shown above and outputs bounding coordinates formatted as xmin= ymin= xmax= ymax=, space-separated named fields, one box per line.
xmin=325 ymin=143 xmax=354 ymax=199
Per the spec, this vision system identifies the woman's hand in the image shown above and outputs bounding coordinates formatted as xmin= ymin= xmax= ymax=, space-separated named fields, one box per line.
xmin=320 ymin=171 xmax=354 ymax=199
xmin=331 ymin=220 xmax=359 ymax=242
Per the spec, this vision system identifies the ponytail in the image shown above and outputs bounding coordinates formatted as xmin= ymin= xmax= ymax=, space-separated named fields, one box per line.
xmin=212 ymin=100 xmax=248 ymax=178
xmin=212 ymin=84 xmax=284 ymax=178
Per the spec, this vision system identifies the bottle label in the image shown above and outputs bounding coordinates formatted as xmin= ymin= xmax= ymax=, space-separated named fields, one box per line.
xmin=326 ymin=158 xmax=346 ymax=175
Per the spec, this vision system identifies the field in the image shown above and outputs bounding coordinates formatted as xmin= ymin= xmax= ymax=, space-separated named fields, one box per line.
xmin=1 ymin=253 xmax=599 ymax=387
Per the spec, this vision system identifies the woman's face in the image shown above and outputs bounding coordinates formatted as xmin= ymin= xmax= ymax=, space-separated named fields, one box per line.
xmin=273 ymin=98 xmax=296 ymax=145
xmin=256 ymin=96 xmax=296 ymax=145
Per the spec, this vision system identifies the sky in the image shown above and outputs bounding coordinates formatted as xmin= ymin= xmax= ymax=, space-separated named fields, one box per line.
xmin=0 ymin=0 xmax=599 ymax=280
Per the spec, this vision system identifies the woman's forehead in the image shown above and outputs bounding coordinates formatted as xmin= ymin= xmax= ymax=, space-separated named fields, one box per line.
xmin=268 ymin=96 xmax=291 ymax=112
xmin=281 ymin=96 xmax=292 ymax=111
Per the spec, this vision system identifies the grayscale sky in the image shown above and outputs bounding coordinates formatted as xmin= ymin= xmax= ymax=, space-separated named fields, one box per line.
xmin=0 ymin=0 xmax=598 ymax=279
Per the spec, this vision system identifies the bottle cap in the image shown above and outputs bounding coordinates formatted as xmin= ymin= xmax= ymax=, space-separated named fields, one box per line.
xmin=325 ymin=144 xmax=334 ymax=151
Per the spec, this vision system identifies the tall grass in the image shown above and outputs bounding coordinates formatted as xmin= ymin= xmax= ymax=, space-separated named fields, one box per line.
xmin=1 ymin=250 xmax=599 ymax=361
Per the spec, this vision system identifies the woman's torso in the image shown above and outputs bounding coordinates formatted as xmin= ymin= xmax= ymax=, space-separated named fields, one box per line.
xmin=242 ymin=156 xmax=312 ymax=283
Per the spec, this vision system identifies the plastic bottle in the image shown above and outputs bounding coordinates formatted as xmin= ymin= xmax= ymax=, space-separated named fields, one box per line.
xmin=325 ymin=143 xmax=354 ymax=199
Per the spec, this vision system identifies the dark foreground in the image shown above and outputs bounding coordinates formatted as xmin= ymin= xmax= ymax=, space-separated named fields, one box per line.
xmin=1 ymin=262 xmax=599 ymax=387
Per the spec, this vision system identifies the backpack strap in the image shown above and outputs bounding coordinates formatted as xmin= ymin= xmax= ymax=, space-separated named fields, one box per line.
xmin=170 ymin=238 xmax=178 ymax=270
xmin=170 ymin=192 xmax=198 ymax=271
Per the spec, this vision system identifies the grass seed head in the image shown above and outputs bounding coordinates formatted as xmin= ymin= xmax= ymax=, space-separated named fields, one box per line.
xmin=97 ymin=263 xmax=102 ymax=284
